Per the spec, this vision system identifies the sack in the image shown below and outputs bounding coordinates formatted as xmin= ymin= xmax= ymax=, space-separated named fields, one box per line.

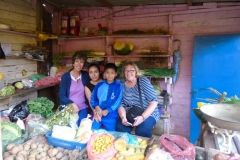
xmin=126 ymin=106 xmax=143 ymax=124
xmin=9 ymin=100 xmax=29 ymax=122
xmin=160 ymin=134 xmax=195 ymax=160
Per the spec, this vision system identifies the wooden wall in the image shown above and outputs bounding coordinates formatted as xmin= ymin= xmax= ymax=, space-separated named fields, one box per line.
xmin=0 ymin=0 xmax=37 ymax=110
xmin=52 ymin=2 xmax=240 ymax=138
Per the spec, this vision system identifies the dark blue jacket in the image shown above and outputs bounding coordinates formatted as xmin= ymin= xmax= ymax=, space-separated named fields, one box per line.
xmin=59 ymin=70 xmax=90 ymax=105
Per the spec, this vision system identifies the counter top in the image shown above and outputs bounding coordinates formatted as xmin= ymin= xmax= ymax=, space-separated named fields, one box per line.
xmin=0 ymin=84 xmax=59 ymax=100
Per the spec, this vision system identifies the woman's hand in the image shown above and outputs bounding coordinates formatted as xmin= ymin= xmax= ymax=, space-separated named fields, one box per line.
xmin=71 ymin=103 xmax=80 ymax=113
xmin=133 ymin=115 xmax=144 ymax=126
xmin=121 ymin=117 xmax=132 ymax=126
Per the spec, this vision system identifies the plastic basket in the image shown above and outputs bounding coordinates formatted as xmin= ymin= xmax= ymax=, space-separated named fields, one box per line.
xmin=45 ymin=132 xmax=87 ymax=150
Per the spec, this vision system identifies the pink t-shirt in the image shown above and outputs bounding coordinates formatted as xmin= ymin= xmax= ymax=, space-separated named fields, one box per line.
xmin=69 ymin=79 xmax=88 ymax=110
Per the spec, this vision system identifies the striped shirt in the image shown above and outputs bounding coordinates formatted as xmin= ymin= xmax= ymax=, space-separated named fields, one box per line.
xmin=122 ymin=76 xmax=160 ymax=122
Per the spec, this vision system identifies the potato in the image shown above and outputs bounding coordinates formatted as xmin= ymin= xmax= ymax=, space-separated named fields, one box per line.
xmin=36 ymin=155 xmax=42 ymax=160
xmin=23 ymin=144 xmax=31 ymax=150
xmin=40 ymin=152 xmax=47 ymax=157
xmin=38 ymin=144 xmax=44 ymax=148
xmin=48 ymin=148 xmax=58 ymax=157
xmin=55 ymin=152 xmax=64 ymax=159
xmin=6 ymin=143 xmax=15 ymax=151
xmin=56 ymin=147 xmax=64 ymax=152
xmin=4 ymin=155 xmax=16 ymax=160
xmin=18 ymin=145 xmax=23 ymax=151
xmin=11 ymin=146 xmax=20 ymax=155
xmin=28 ymin=158 xmax=36 ymax=160
xmin=17 ymin=150 xmax=28 ymax=158
xmin=37 ymin=147 xmax=44 ymax=153
xmin=51 ymin=158 xmax=57 ymax=160
xmin=63 ymin=149 xmax=69 ymax=154
xmin=3 ymin=151 xmax=11 ymax=157
xmin=29 ymin=153 xmax=37 ymax=158
xmin=31 ymin=143 xmax=38 ymax=149
xmin=43 ymin=146 xmax=50 ymax=152
xmin=60 ymin=155 xmax=69 ymax=160
xmin=16 ymin=154 xmax=25 ymax=160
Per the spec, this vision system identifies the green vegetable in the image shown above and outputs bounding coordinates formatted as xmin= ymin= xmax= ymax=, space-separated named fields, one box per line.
xmin=0 ymin=85 xmax=15 ymax=96
xmin=197 ymin=87 xmax=240 ymax=104
xmin=44 ymin=104 xmax=76 ymax=130
xmin=1 ymin=120 xmax=22 ymax=141
xmin=113 ymin=42 xmax=134 ymax=55
xmin=27 ymin=97 xmax=55 ymax=118
xmin=15 ymin=82 xmax=24 ymax=89
xmin=141 ymin=68 xmax=175 ymax=77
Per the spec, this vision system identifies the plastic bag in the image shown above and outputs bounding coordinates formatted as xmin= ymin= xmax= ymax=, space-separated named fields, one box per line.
xmin=26 ymin=120 xmax=49 ymax=139
xmin=9 ymin=100 xmax=29 ymax=122
xmin=145 ymin=148 xmax=174 ymax=160
xmin=30 ymin=74 xmax=46 ymax=82
xmin=75 ymin=115 xmax=93 ymax=143
xmin=87 ymin=133 xmax=117 ymax=160
xmin=160 ymin=134 xmax=195 ymax=160
xmin=35 ymin=76 xmax=60 ymax=87
xmin=96 ymin=129 xmax=138 ymax=145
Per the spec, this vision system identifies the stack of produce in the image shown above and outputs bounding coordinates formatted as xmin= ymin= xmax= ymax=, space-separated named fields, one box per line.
xmin=27 ymin=97 xmax=55 ymax=119
xmin=3 ymin=142 xmax=83 ymax=160
xmin=44 ymin=104 xmax=76 ymax=130
xmin=113 ymin=41 xmax=134 ymax=55
xmin=1 ymin=120 xmax=22 ymax=141
xmin=0 ymin=85 xmax=15 ymax=96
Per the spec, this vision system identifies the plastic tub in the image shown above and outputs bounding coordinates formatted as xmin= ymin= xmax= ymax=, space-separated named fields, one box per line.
xmin=45 ymin=132 xmax=87 ymax=150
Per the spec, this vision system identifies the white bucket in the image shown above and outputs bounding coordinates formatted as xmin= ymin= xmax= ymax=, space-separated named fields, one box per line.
xmin=50 ymin=67 xmax=57 ymax=77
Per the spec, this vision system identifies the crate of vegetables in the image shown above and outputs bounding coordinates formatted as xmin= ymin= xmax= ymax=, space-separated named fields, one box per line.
xmin=46 ymin=132 xmax=87 ymax=150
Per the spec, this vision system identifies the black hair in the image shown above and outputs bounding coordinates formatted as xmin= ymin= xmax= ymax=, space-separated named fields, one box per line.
xmin=104 ymin=63 xmax=117 ymax=73
xmin=72 ymin=51 xmax=87 ymax=64
xmin=88 ymin=63 xmax=100 ymax=72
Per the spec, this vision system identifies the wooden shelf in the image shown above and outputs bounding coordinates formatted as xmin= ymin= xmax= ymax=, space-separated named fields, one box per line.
xmin=57 ymin=35 xmax=105 ymax=41
xmin=0 ymin=29 xmax=37 ymax=37
xmin=0 ymin=84 xmax=59 ymax=100
xmin=62 ymin=55 xmax=171 ymax=59
xmin=6 ymin=56 xmax=44 ymax=62
xmin=107 ymin=34 xmax=171 ymax=38
xmin=110 ymin=54 xmax=172 ymax=58
xmin=57 ymin=34 xmax=171 ymax=41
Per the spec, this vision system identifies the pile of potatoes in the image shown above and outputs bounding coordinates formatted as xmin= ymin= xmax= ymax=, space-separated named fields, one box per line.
xmin=3 ymin=142 xmax=84 ymax=160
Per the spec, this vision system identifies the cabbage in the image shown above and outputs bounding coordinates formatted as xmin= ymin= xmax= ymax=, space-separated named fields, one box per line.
xmin=1 ymin=120 xmax=22 ymax=141
xmin=0 ymin=85 xmax=15 ymax=96
xmin=15 ymin=82 xmax=24 ymax=89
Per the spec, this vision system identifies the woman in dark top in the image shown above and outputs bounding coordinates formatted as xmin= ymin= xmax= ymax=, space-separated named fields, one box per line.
xmin=85 ymin=63 xmax=102 ymax=114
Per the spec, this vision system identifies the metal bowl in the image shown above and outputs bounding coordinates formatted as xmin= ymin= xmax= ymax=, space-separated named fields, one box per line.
xmin=200 ymin=104 xmax=240 ymax=131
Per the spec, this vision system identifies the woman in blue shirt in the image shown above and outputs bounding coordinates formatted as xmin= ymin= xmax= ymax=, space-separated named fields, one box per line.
xmin=59 ymin=52 xmax=90 ymax=126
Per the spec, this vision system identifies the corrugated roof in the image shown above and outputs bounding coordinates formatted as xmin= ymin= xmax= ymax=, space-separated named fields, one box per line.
xmin=44 ymin=0 xmax=240 ymax=8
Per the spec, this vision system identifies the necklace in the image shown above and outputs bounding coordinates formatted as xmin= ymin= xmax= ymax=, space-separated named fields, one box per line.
xmin=75 ymin=77 xmax=80 ymax=83
xmin=71 ymin=71 xmax=81 ymax=83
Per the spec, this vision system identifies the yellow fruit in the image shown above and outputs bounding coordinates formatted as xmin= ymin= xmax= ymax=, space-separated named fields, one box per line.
xmin=0 ymin=74 xmax=4 ymax=80
xmin=197 ymin=102 xmax=206 ymax=108
xmin=139 ymin=140 xmax=147 ymax=146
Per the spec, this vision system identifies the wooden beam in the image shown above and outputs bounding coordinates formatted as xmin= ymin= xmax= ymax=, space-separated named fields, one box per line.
xmin=187 ymin=0 xmax=193 ymax=6
xmin=95 ymin=0 xmax=113 ymax=9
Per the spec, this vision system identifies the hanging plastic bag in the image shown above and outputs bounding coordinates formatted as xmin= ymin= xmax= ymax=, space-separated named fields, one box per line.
xmin=9 ymin=100 xmax=29 ymax=122
xmin=160 ymin=134 xmax=195 ymax=160
xmin=0 ymin=42 xmax=6 ymax=59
